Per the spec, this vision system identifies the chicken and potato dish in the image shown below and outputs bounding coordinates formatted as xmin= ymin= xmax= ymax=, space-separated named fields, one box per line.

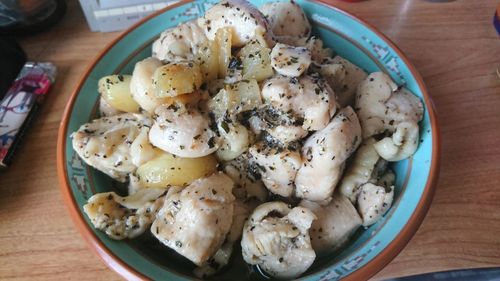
xmin=73 ymin=0 xmax=423 ymax=279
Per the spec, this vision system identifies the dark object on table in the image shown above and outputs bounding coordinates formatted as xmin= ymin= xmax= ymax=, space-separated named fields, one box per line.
xmin=0 ymin=37 xmax=26 ymax=99
xmin=0 ymin=0 xmax=66 ymax=36
xmin=494 ymin=5 xmax=500 ymax=36
xmin=387 ymin=267 xmax=500 ymax=281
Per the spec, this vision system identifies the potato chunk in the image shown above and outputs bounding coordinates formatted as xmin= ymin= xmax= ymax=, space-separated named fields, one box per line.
xmin=153 ymin=62 xmax=203 ymax=97
xmin=136 ymin=152 xmax=217 ymax=188
xmin=215 ymin=27 xmax=232 ymax=78
xmin=98 ymin=75 xmax=140 ymax=113
xmin=196 ymin=40 xmax=219 ymax=81
xmin=239 ymin=40 xmax=274 ymax=81
xmin=207 ymin=79 xmax=262 ymax=120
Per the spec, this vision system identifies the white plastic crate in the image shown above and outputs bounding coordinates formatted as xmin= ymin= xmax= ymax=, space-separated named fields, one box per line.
xmin=79 ymin=0 xmax=179 ymax=32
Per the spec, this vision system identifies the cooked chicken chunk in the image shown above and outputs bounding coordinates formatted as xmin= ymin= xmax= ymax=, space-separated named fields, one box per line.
xmin=151 ymin=172 xmax=235 ymax=266
xmin=385 ymin=87 xmax=424 ymax=128
xmin=127 ymin=173 xmax=142 ymax=195
xmin=300 ymin=193 xmax=362 ymax=255
xmin=295 ymin=107 xmax=362 ymax=202
xmin=270 ymin=43 xmax=311 ymax=77
xmin=83 ymin=188 xmax=166 ymax=240
xmin=72 ymin=113 xmax=152 ymax=182
xmin=198 ymin=0 xmax=274 ymax=47
xmin=300 ymin=74 xmax=338 ymax=122
xmin=356 ymin=72 xmax=423 ymax=137
xmin=130 ymin=57 xmax=168 ymax=113
xmin=315 ymin=55 xmax=367 ymax=107
xmin=371 ymin=165 xmax=396 ymax=189
xmin=194 ymin=199 xmax=254 ymax=278
xmin=241 ymin=201 xmax=316 ymax=279
xmin=304 ymin=37 xmax=332 ymax=63
xmin=365 ymin=159 xmax=396 ymax=203
xmin=193 ymin=241 xmax=234 ymax=278
xmin=374 ymin=121 xmax=420 ymax=161
xmin=248 ymin=142 xmax=301 ymax=197
xmin=152 ymin=21 xmax=208 ymax=62
xmin=356 ymin=72 xmax=397 ymax=138
xmin=261 ymin=75 xmax=337 ymax=132
xmin=227 ymin=199 xmax=255 ymax=242
xmin=355 ymin=72 xmax=423 ymax=160
xmin=338 ymin=137 xmax=379 ymax=202
xmin=149 ymin=104 xmax=219 ymax=158
xmin=249 ymin=105 xmax=307 ymax=143
xmin=224 ymin=153 xmax=268 ymax=201
xmin=259 ymin=1 xmax=311 ymax=45
xmin=260 ymin=75 xmax=308 ymax=113
xmin=313 ymin=61 xmax=344 ymax=86
xmin=267 ymin=124 xmax=307 ymax=144
xmin=357 ymin=183 xmax=394 ymax=227
xmin=216 ymin=119 xmax=250 ymax=161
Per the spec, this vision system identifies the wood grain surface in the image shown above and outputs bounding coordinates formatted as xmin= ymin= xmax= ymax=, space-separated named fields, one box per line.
xmin=0 ymin=0 xmax=499 ymax=280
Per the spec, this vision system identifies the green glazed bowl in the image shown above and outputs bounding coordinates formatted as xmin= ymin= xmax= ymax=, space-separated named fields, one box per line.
xmin=57 ymin=0 xmax=440 ymax=280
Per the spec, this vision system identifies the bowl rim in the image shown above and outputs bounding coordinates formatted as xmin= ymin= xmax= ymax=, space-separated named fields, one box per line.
xmin=56 ymin=0 xmax=441 ymax=280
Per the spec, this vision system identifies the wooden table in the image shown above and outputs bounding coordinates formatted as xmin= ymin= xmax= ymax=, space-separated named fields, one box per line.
xmin=1 ymin=0 xmax=499 ymax=280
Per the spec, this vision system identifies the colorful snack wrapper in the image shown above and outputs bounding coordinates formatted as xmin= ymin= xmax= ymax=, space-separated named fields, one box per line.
xmin=0 ymin=62 xmax=56 ymax=168
xmin=494 ymin=5 xmax=500 ymax=36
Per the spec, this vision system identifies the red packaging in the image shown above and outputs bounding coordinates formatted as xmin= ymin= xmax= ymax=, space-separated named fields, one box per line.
xmin=0 ymin=62 xmax=56 ymax=167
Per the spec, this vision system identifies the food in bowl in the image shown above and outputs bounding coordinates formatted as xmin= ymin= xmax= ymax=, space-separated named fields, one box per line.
xmin=70 ymin=0 xmax=424 ymax=279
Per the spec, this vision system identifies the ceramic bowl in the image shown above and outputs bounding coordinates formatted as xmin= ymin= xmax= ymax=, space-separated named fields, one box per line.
xmin=57 ymin=0 xmax=440 ymax=280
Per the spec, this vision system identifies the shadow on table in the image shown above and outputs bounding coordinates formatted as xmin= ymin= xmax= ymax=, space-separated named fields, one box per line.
xmin=387 ymin=267 xmax=500 ymax=281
